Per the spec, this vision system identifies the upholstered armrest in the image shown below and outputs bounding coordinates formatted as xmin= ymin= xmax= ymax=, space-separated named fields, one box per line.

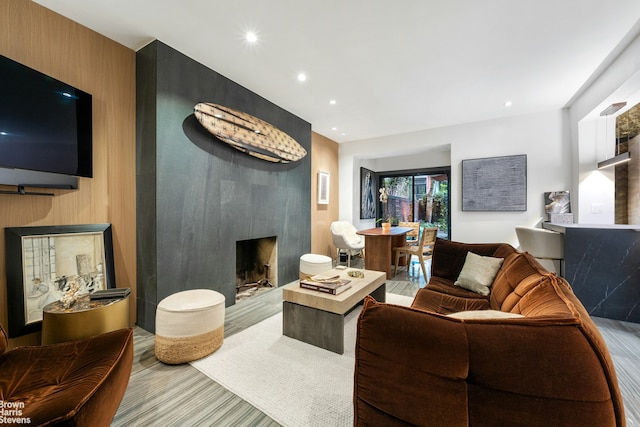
xmin=354 ymin=296 xmax=470 ymax=426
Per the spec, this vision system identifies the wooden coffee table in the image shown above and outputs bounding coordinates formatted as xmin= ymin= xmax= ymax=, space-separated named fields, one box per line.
xmin=282 ymin=268 xmax=386 ymax=354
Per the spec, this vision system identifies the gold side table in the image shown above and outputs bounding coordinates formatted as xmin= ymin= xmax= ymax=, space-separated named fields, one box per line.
xmin=41 ymin=295 xmax=130 ymax=345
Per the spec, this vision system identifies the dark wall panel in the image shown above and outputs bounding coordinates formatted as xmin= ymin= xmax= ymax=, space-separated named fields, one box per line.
xmin=137 ymin=41 xmax=311 ymax=332
xmin=136 ymin=43 xmax=158 ymax=331
xmin=564 ymin=227 xmax=640 ymax=323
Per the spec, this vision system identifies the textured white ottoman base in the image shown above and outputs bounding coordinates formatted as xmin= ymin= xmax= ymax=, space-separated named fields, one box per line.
xmin=155 ymin=289 xmax=225 ymax=364
xmin=299 ymin=253 xmax=333 ymax=280
xmin=155 ymin=327 xmax=223 ymax=365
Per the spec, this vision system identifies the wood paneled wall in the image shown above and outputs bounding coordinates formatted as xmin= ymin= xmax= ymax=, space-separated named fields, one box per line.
xmin=311 ymin=132 xmax=340 ymax=258
xmin=0 ymin=1 xmax=136 ymax=347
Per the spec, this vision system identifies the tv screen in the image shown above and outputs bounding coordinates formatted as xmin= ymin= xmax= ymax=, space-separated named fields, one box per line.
xmin=0 ymin=55 xmax=92 ymax=178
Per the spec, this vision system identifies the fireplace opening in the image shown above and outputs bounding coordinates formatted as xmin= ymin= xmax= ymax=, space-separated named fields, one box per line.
xmin=236 ymin=236 xmax=277 ymax=302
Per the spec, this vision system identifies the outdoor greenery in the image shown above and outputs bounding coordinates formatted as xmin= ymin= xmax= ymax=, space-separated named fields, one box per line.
xmin=429 ymin=181 xmax=448 ymax=233
xmin=382 ymin=177 xmax=412 ymax=199
xmin=378 ymin=175 xmax=449 ymax=235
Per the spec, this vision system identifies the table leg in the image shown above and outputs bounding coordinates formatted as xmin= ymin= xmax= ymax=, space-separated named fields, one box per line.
xmin=391 ymin=234 xmax=408 ymax=267
xmin=282 ymin=301 xmax=345 ymax=354
xmin=370 ymin=283 xmax=386 ymax=302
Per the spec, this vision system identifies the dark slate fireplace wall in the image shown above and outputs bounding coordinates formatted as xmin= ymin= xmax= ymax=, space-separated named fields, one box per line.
xmin=136 ymin=41 xmax=311 ymax=332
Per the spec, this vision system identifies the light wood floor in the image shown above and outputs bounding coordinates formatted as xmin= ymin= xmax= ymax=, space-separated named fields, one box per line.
xmin=112 ymin=259 xmax=640 ymax=426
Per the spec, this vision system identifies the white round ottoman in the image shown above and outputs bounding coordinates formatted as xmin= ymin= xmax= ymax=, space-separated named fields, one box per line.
xmin=155 ymin=289 xmax=225 ymax=364
xmin=299 ymin=253 xmax=333 ymax=280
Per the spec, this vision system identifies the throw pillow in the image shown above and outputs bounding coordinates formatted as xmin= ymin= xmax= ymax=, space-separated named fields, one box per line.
xmin=447 ymin=310 xmax=524 ymax=319
xmin=454 ymin=252 xmax=504 ymax=296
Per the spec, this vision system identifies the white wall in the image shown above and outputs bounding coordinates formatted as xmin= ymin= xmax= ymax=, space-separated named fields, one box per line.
xmin=577 ymin=118 xmax=617 ymax=224
xmin=339 ymin=109 xmax=570 ymax=245
xmin=370 ymin=147 xmax=451 ymax=173
xmin=338 ymin=24 xmax=640 ymax=245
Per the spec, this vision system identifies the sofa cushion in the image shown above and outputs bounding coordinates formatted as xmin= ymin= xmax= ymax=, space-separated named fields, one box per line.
xmin=454 ymin=252 xmax=504 ymax=296
xmin=431 ymin=238 xmax=518 ymax=282
xmin=412 ymin=287 xmax=491 ymax=314
xmin=415 ymin=275 xmax=491 ymax=314
xmin=512 ymin=276 xmax=576 ymax=318
xmin=490 ymin=252 xmax=555 ymax=312
xmin=447 ymin=310 xmax=524 ymax=319
xmin=426 ymin=277 xmax=490 ymax=300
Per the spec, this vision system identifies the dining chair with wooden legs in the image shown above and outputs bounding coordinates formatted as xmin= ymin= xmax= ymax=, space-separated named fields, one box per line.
xmin=398 ymin=221 xmax=420 ymax=245
xmin=393 ymin=227 xmax=438 ymax=279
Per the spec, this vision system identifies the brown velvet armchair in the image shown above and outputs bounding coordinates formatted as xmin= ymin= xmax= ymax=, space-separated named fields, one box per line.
xmin=0 ymin=324 xmax=133 ymax=426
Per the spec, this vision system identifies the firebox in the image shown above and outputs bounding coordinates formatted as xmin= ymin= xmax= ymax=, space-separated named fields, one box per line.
xmin=235 ymin=236 xmax=277 ymax=301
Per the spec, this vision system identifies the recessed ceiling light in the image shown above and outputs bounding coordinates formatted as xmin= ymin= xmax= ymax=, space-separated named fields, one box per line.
xmin=331 ymin=127 xmax=337 ymax=131
xmin=329 ymin=100 xmax=336 ymax=105
xmin=297 ymin=73 xmax=307 ymax=82
xmin=246 ymin=32 xmax=257 ymax=43
xmin=341 ymin=133 xmax=347 ymax=136
xmin=504 ymin=100 xmax=513 ymax=107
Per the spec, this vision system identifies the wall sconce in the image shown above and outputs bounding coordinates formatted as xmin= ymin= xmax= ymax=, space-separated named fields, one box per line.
xmin=597 ymin=102 xmax=631 ymax=169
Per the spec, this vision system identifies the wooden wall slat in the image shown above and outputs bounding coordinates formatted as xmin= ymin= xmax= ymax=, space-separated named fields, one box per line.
xmin=311 ymin=133 xmax=340 ymax=258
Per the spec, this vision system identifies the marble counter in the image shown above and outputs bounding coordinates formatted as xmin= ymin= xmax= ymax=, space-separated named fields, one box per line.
xmin=542 ymin=222 xmax=640 ymax=323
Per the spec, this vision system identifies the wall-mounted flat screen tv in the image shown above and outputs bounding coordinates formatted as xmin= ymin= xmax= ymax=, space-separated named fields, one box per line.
xmin=0 ymin=54 xmax=92 ymax=179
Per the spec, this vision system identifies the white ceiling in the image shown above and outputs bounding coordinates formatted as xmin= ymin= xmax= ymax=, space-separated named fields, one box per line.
xmin=34 ymin=0 xmax=640 ymax=143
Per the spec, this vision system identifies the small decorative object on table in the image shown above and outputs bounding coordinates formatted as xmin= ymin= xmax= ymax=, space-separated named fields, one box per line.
xmin=348 ymin=270 xmax=365 ymax=279
xmin=60 ymin=276 xmax=82 ymax=309
xmin=545 ymin=191 xmax=573 ymax=223
xmin=378 ymin=187 xmax=391 ymax=231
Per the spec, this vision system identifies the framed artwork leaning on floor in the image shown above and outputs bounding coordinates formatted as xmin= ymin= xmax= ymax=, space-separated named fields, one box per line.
xmin=4 ymin=223 xmax=116 ymax=338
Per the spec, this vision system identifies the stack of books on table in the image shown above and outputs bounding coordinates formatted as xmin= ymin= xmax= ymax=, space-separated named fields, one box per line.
xmin=300 ymin=274 xmax=352 ymax=295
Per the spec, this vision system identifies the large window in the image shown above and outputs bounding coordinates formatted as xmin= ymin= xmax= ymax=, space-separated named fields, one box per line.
xmin=378 ymin=168 xmax=450 ymax=239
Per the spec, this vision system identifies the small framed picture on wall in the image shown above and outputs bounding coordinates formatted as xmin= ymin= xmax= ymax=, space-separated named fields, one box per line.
xmin=318 ymin=171 xmax=330 ymax=204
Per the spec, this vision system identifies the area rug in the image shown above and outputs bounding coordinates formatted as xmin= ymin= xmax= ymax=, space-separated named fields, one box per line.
xmin=190 ymin=293 xmax=412 ymax=427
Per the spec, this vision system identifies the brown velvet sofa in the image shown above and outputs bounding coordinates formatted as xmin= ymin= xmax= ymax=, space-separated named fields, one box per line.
xmin=0 ymin=325 xmax=133 ymax=426
xmin=354 ymin=238 xmax=625 ymax=427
